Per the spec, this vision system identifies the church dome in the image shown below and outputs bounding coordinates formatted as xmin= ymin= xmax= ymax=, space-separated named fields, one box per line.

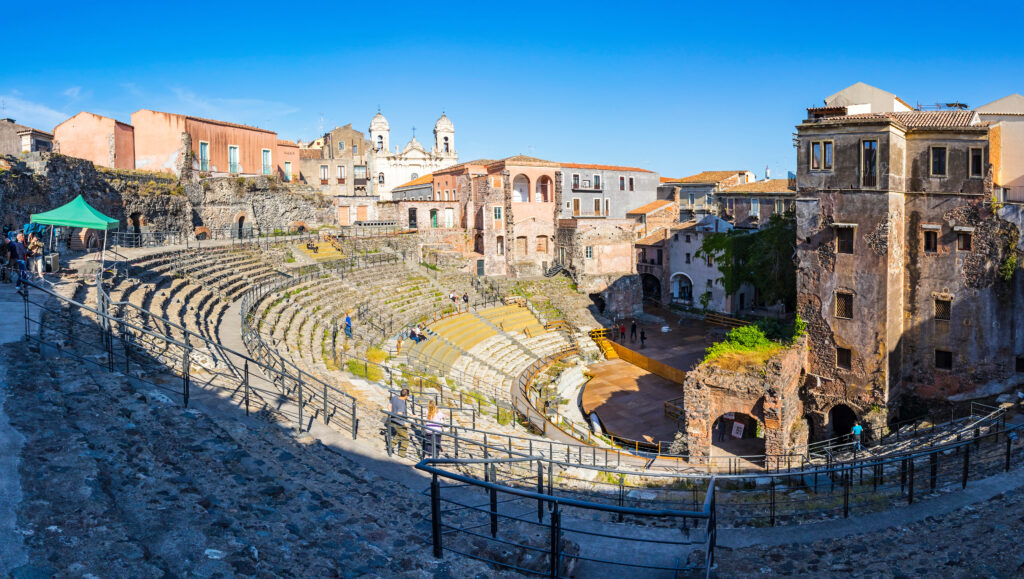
xmin=434 ymin=113 xmax=454 ymax=132
xmin=370 ymin=111 xmax=389 ymax=132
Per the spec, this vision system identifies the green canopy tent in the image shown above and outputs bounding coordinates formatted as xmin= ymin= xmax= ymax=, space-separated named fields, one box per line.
xmin=30 ymin=194 xmax=120 ymax=269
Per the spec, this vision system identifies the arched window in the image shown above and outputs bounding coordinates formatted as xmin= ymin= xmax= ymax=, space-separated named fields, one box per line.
xmin=378 ymin=173 xmax=385 ymax=184
xmin=376 ymin=135 xmax=383 ymax=151
xmin=443 ymin=136 xmax=450 ymax=152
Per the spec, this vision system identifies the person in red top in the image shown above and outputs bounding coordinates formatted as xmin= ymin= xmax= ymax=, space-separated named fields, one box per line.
xmin=618 ymin=323 xmax=626 ymax=341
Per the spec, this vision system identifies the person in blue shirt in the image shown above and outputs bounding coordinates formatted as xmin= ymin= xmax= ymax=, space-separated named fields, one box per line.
xmin=851 ymin=422 xmax=863 ymax=451
xmin=344 ymin=313 xmax=352 ymax=338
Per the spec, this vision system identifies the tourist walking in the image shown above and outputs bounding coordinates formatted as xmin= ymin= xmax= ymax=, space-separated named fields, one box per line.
xmin=618 ymin=323 xmax=626 ymax=342
xmin=389 ymin=388 xmax=411 ymax=457
xmin=640 ymin=329 xmax=647 ymax=349
xmin=851 ymin=422 xmax=863 ymax=451
xmin=630 ymin=320 xmax=637 ymax=343
xmin=344 ymin=313 xmax=353 ymax=338
xmin=462 ymin=292 xmax=469 ymax=305
xmin=423 ymin=399 xmax=444 ymax=457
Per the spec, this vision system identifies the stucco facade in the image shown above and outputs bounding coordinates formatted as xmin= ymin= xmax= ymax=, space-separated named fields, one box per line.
xmin=368 ymin=112 xmax=457 ymax=200
xmin=557 ymin=164 xmax=660 ymax=219
xmin=0 ymin=118 xmax=53 ymax=157
xmin=53 ymin=112 xmax=135 ymax=170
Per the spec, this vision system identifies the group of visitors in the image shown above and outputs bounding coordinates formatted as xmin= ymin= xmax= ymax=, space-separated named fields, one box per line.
xmin=305 ymin=241 xmax=319 ymax=254
xmin=388 ymin=388 xmax=444 ymax=458
xmin=408 ymin=325 xmax=428 ymax=344
xmin=448 ymin=290 xmax=469 ymax=305
xmin=614 ymin=319 xmax=647 ymax=348
xmin=1 ymin=230 xmax=46 ymax=288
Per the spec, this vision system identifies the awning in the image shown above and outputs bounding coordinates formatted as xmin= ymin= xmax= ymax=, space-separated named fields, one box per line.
xmin=30 ymin=195 xmax=119 ymax=230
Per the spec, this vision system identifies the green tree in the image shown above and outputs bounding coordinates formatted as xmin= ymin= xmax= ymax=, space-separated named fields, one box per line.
xmin=696 ymin=211 xmax=797 ymax=311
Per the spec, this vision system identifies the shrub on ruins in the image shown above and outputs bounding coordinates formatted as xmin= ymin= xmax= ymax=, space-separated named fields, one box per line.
xmin=697 ymin=211 xmax=797 ymax=311
xmin=702 ymin=324 xmax=781 ymax=369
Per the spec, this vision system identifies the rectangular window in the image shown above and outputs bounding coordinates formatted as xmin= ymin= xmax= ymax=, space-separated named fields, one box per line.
xmin=619 ymin=176 xmax=625 ymax=190
xmin=628 ymin=177 xmax=634 ymax=191
xmin=199 ymin=141 xmax=209 ymax=171
xmin=572 ymin=198 xmax=580 ymax=216
xmin=593 ymin=175 xmax=601 ymax=189
xmin=924 ymin=230 xmax=938 ymax=253
xmin=319 ymin=165 xmax=329 ymax=182
xmin=493 ymin=206 xmax=502 ymax=228
xmin=685 ymin=253 xmax=691 ymax=264
xmin=585 ymin=246 xmax=593 ymax=259
xmin=338 ymin=141 xmax=345 ymax=152
xmin=284 ymin=161 xmax=292 ymax=182
xmin=572 ymin=174 xmax=580 ymax=188
xmin=836 ymin=227 xmax=854 ymax=254
xmin=970 ymin=148 xmax=983 ymax=178
xmin=930 ymin=146 xmax=947 ymax=177
xmin=354 ymin=165 xmax=367 ymax=179
xmin=835 ymin=292 xmax=853 ymax=319
xmin=935 ymin=298 xmax=951 ymax=321
xmin=706 ymin=254 xmax=713 ymax=267
xmin=836 ymin=347 xmax=852 ymax=370
xmin=594 ymin=198 xmax=601 ymax=215
xmin=809 ymin=141 xmax=834 ymax=171
xmin=750 ymin=199 xmax=760 ymax=218
xmin=604 ymin=199 xmax=610 ymax=216
xmin=957 ymin=232 xmax=972 ymax=251
xmin=228 ymin=145 xmax=240 ymax=174
xmin=775 ymin=199 xmax=785 ymax=214
xmin=352 ymin=144 xmax=358 ymax=155
xmin=706 ymin=279 xmax=713 ymax=290
xmin=685 ymin=234 xmax=691 ymax=243
xmin=491 ymin=176 xmax=502 ymax=188
xmin=862 ymin=140 xmax=878 ymax=187
xmin=689 ymin=193 xmax=695 ymax=206
xmin=935 ymin=349 xmax=953 ymax=370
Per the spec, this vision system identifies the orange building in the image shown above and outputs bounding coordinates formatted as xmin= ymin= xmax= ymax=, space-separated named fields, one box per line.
xmin=53 ymin=112 xmax=135 ymax=170
xmin=131 ymin=109 xmax=291 ymax=177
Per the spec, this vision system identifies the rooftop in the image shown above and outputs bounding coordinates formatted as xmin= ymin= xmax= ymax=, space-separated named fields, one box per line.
xmin=434 ymin=159 xmax=496 ymax=175
xmin=626 ymin=199 xmax=675 ymax=215
xmin=135 ymin=109 xmax=276 ymax=135
xmin=561 ymin=162 xmax=654 ymax=173
xmin=635 ymin=228 xmax=672 ymax=246
xmin=393 ymin=173 xmax=434 ymax=190
xmin=720 ymin=178 xmax=795 ymax=195
xmin=804 ymin=110 xmax=982 ymax=130
xmin=487 ymin=155 xmax=559 ymax=169
xmin=666 ymin=171 xmax=748 ymax=184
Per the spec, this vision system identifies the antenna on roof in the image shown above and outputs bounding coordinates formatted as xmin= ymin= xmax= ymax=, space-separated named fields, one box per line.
xmin=412 ymin=126 xmax=416 ymax=138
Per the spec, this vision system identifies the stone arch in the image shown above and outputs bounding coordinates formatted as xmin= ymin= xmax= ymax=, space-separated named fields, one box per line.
xmin=827 ymin=403 xmax=858 ymax=438
xmin=289 ymin=221 xmax=308 ymax=233
xmin=194 ymin=226 xmax=211 ymax=240
xmin=233 ymin=212 xmax=249 ymax=238
xmin=640 ymin=273 xmax=661 ymax=302
xmin=711 ymin=406 xmax=766 ymax=461
xmin=129 ymin=212 xmax=144 ymax=234
xmin=535 ymin=175 xmax=553 ymax=202
xmin=670 ymin=272 xmax=693 ymax=302
xmin=512 ymin=174 xmax=530 ymax=203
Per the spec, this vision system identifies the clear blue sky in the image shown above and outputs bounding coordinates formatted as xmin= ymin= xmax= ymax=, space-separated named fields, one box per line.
xmin=5 ymin=1 xmax=1024 ymax=179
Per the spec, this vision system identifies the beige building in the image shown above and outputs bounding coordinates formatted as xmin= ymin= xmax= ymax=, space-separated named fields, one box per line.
xmin=53 ymin=112 xmax=135 ymax=170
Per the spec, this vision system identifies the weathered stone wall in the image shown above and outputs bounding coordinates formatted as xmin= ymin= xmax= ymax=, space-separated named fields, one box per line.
xmin=182 ymin=175 xmax=334 ymax=233
xmin=682 ymin=337 xmax=807 ymax=460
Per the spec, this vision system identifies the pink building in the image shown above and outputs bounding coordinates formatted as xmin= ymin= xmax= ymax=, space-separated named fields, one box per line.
xmin=131 ymin=109 xmax=290 ymax=177
xmin=53 ymin=112 xmax=135 ymax=170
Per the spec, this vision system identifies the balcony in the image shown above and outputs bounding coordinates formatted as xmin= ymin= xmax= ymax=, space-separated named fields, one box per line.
xmin=637 ymin=262 xmax=662 ymax=275
xmin=337 ymin=178 xmax=346 ymax=185
xmin=320 ymin=179 xmax=329 ymax=185
xmin=229 ymin=163 xmax=241 ymax=174
xmin=354 ymin=178 xmax=368 ymax=186
xmin=571 ymin=179 xmax=603 ymax=192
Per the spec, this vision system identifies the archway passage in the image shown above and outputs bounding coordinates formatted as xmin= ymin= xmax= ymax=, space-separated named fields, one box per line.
xmin=641 ymin=273 xmax=661 ymax=302
xmin=711 ymin=412 xmax=765 ymax=459
xmin=237 ymin=215 xmax=246 ymax=238
xmin=829 ymin=404 xmax=857 ymax=438
xmin=512 ymin=174 xmax=530 ymax=203
xmin=671 ymin=273 xmax=692 ymax=302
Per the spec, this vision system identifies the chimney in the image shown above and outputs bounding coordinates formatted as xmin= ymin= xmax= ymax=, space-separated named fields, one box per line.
xmin=672 ymin=186 xmax=680 ymax=205
xmin=765 ymin=166 xmax=771 ymax=181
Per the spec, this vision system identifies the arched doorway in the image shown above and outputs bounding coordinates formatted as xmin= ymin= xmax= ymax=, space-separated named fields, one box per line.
xmin=711 ymin=411 xmax=765 ymax=458
xmin=828 ymin=404 xmax=857 ymax=438
xmin=512 ymin=175 xmax=530 ymax=203
xmin=535 ymin=176 xmax=552 ymax=202
xmin=640 ymin=273 xmax=661 ymax=302
xmin=237 ymin=215 xmax=246 ymax=238
xmin=670 ymin=273 xmax=693 ymax=303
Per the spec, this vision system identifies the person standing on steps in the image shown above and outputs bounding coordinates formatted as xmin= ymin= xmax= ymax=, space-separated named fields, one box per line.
xmin=389 ymin=388 xmax=411 ymax=457
xmin=630 ymin=320 xmax=638 ymax=343
xmin=640 ymin=328 xmax=647 ymax=349
xmin=423 ymin=399 xmax=444 ymax=457
xmin=851 ymin=421 xmax=863 ymax=451
xmin=11 ymin=232 xmax=28 ymax=289
xmin=344 ymin=312 xmax=353 ymax=338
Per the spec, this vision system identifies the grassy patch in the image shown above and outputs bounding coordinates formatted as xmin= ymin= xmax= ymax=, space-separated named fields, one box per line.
xmin=703 ymin=325 xmax=783 ymax=371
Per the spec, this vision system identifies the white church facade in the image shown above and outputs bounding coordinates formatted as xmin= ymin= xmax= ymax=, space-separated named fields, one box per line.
xmin=369 ymin=112 xmax=458 ymax=200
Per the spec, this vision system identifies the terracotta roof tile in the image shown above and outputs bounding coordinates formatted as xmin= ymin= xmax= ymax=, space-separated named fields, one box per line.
xmin=561 ymin=162 xmax=654 ymax=173
xmin=720 ymin=179 xmax=795 ymax=194
xmin=487 ymin=155 xmax=559 ymax=169
xmin=636 ymin=228 xmax=671 ymax=246
xmin=394 ymin=173 xmax=435 ymax=189
xmin=668 ymin=171 xmax=748 ymax=184
xmin=276 ymin=139 xmax=297 ymax=147
xmin=807 ymin=110 xmax=981 ymax=130
xmin=626 ymin=199 xmax=675 ymax=215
